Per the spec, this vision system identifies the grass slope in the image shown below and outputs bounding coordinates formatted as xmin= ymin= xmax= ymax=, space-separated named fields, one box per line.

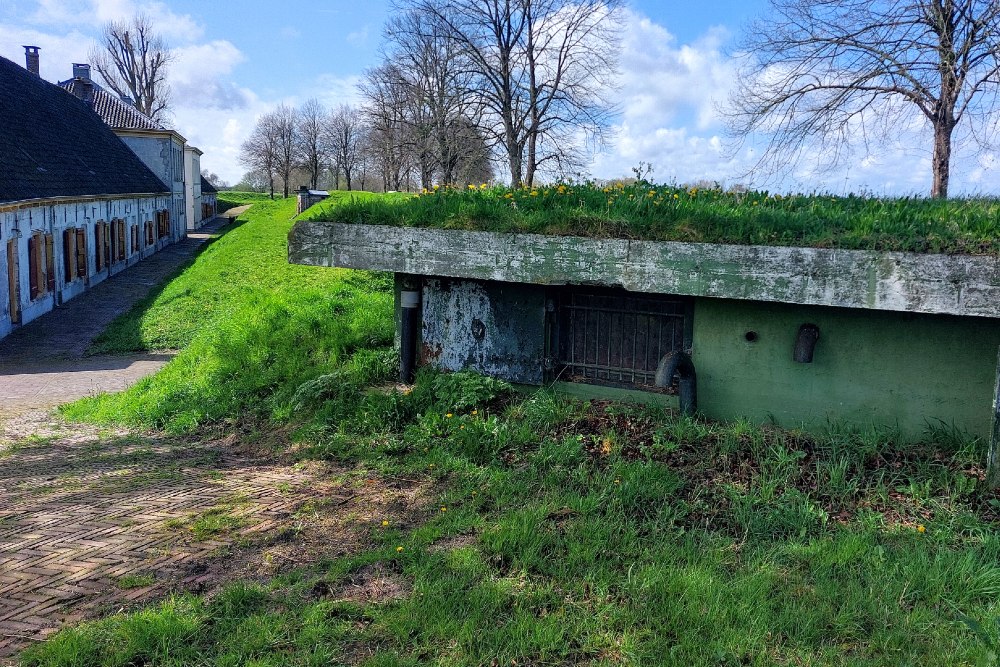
xmin=302 ymin=183 xmax=1000 ymax=254
xmin=67 ymin=193 xmax=395 ymax=431
xmin=43 ymin=192 xmax=1000 ymax=665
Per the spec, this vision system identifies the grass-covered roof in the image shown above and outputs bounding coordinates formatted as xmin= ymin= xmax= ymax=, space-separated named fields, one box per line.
xmin=299 ymin=183 xmax=1000 ymax=255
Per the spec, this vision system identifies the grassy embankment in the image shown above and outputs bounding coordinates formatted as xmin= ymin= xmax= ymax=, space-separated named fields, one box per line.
xmin=302 ymin=183 xmax=1000 ymax=254
xmin=66 ymin=192 xmax=395 ymax=432
xmin=35 ymin=190 xmax=1000 ymax=665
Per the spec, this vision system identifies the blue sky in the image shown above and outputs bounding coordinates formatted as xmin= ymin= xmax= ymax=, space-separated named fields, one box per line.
xmin=1 ymin=0 xmax=996 ymax=194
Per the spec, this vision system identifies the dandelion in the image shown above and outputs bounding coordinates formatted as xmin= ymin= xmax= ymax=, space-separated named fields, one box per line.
xmin=382 ymin=520 xmax=389 ymax=527
xmin=647 ymin=190 xmax=656 ymax=198
xmin=673 ymin=193 xmax=680 ymax=199
xmin=429 ymin=463 xmax=435 ymax=468
xmin=530 ymin=190 xmax=539 ymax=197
xmin=460 ymin=425 xmax=465 ymax=430
xmin=440 ymin=506 xmax=448 ymax=512
xmin=917 ymin=524 xmax=926 ymax=533
xmin=446 ymin=413 xmax=453 ymax=418
xmin=480 ymin=183 xmax=488 ymax=189
xmin=504 ymin=193 xmax=513 ymax=199
xmin=396 ymin=546 xmax=404 ymax=552
xmin=614 ymin=479 xmax=621 ymax=485
xmin=471 ymin=410 xmax=478 ymax=415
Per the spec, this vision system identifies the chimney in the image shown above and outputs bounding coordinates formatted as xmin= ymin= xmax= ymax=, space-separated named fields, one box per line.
xmin=23 ymin=46 xmax=40 ymax=76
xmin=69 ymin=64 xmax=94 ymax=106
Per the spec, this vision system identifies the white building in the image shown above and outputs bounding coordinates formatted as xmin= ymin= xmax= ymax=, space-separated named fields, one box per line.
xmin=0 ymin=50 xmax=183 ymax=340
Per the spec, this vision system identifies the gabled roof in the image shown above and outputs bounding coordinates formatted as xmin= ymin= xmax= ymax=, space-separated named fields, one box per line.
xmin=58 ymin=78 xmax=164 ymax=131
xmin=0 ymin=55 xmax=169 ymax=205
xmin=201 ymin=176 xmax=218 ymax=194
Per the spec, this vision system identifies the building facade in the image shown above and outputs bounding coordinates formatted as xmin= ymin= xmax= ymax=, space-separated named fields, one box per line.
xmin=0 ymin=51 xmax=180 ymax=340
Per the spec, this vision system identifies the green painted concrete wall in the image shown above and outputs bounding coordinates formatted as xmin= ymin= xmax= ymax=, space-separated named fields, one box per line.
xmin=692 ymin=298 xmax=1000 ymax=439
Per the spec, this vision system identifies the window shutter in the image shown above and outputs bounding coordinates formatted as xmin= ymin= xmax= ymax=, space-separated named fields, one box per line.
xmin=63 ymin=229 xmax=74 ymax=284
xmin=76 ymin=228 xmax=87 ymax=277
xmin=28 ymin=234 xmax=39 ymax=300
xmin=6 ymin=239 xmax=20 ymax=324
xmin=104 ymin=222 xmax=111 ymax=266
xmin=45 ymin=234 xmax=55 ymax=293
xmin=94 ymin=224 xmax=102 ymax=271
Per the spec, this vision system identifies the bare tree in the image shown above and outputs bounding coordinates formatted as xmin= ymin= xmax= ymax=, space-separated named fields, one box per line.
xmin=297 ymin=99 xmax=327 ymax=189
xmin=408 ymin=0 xmax=623 ymax=187
xmin=383 ymin=8 xmax=487 ymax=187
xmin=240 ymin=107 xmax=297 ymax=198
xmin=726 ymin=0 xmax=1000 ymax=199
xmin=240 ymin=116 xmax=278 ymax=198
xmin=90 ymin=14 xmax=172 ymax=123
xmin=268 ymin=104 xmax=298 ymax=198
xmin=326 ymin=105 xmax=365 ymax=191
xmin=361 ymin=63 xmax=413 ymax=191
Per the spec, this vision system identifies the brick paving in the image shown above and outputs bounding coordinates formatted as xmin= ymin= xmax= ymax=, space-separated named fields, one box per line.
xmin=0 ymin=421 xmax=313 ymax=658
xmin=0 ymin=216 xmax=286 ymax=659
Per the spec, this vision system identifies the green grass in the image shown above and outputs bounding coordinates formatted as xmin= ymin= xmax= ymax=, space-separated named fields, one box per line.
xmin=216 ymin=190 xmax=276 ymax=213
xmin=117 ymin=573 xmax=156 ymax=590
xmin=41 ymin=191 xmax=1000 ymax=665
xmin=32 ymin=373 xmax=1000 ymax=665
xmin=66 ymin=193 xmax=396 ymax=432
xmin=301 ymin=182 xmax=1000 ymax=254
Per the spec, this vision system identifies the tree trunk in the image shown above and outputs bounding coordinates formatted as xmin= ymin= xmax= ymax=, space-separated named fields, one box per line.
xmin=931 ymin=119 xmax=953 ymax=199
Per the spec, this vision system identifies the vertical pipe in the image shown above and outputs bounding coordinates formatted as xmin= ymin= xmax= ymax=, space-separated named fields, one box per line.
xmin=399 ymin=282 xmax=420 ymax=384
xmin=986 ymin=347 xmax=1000 ymax=489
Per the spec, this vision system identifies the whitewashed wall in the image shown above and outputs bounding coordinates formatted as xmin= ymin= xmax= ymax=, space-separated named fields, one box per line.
xmin=0 ymin=194 xmax=173 ymax=340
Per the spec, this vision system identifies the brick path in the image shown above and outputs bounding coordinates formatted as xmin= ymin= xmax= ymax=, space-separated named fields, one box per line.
xmin=0 ymin=420 xmax=313 ymax=658
xmin=0 ymin=218 xmax=229 ymax=367
xmin=0 ymin=215 xmax=277 ymax=659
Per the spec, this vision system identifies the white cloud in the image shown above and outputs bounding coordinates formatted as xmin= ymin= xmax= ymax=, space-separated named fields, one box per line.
xmin=27 ymin=0 xmax=203 ymax=43
xmin=588 ymin=10 xmax=995 ymax=195
xmin=346 ymin=27 xmax=369 ymax=47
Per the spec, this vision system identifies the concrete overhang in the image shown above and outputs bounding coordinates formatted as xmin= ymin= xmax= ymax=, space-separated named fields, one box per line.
xmin=288 ymin=222 xmax=1000 ymax=319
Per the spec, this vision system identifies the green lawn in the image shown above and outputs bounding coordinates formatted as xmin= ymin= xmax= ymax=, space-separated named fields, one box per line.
xmin=301 ymin=183 xmax=1000 ymax=255
xmin=40 ymin=192 xmax=1000 ymax=666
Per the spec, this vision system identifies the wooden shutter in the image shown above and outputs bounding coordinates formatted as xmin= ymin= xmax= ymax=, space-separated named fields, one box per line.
xmin=6 ymin=239 xmax=19 ymax=324
xmin=45 ymin=234 xmax=55 ymax=293
xmin=63 ymin=229 xmax=76 ymax=284
xmin=104 ymin=222 xmax=111 ymax=266
xmin=76 ymin=228 xmax=87 ymax=277
xmin=114 ymin=219 xmax=124 ymax=261
xmin=28 ymin=234 xmax=39 ymax=300
xmin=94 ymin=224 xmax=103 ymax=271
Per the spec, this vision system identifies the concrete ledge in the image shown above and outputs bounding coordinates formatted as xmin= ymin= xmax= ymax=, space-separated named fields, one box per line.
xmin=288 ymin=222 xmax=1000 ymax=318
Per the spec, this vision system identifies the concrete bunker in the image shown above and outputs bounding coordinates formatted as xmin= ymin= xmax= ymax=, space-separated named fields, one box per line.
xmin=289 ymin=221 xmax=1000 ymax=442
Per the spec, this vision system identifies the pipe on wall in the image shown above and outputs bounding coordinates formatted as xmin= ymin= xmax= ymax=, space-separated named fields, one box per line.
xmin=399 ymin=284 xmax=421 ymax=383
xmin=793 ymin=323 xmax=821 ymax=363
xmin=655 ymin=351 xmax=698 ymax=416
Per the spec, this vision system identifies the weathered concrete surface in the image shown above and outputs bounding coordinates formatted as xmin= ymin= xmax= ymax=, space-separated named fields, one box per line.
xmin=289 ymin=222 xmax=1000 ymax=318
xmin=418 ymin=278 xmax=547 ymax=384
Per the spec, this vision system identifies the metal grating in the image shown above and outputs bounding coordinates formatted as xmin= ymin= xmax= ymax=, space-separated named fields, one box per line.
xmin=554 ymin=290 xmax=688 ymax=389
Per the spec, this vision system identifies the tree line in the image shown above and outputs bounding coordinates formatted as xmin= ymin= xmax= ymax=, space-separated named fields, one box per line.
xmin=239 ymin=0 xmax=625 ymax=195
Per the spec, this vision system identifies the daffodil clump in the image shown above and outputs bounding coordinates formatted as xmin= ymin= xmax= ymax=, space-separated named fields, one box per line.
xmin=303 ymin=181 xmax=1000 ymax=254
